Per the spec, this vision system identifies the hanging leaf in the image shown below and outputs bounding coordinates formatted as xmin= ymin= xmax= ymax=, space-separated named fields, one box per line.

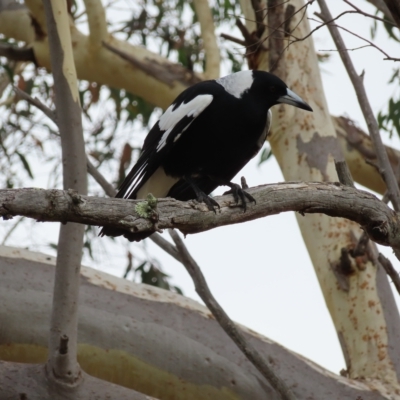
xmin=15 ymin=151 xmax=34 ymax=179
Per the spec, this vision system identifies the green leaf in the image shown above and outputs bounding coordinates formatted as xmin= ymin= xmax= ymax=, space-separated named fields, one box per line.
xmin=15 ymin=151 xmax=34 ymax=179
xmin=258 ymin=146 xmax=273 ymax=166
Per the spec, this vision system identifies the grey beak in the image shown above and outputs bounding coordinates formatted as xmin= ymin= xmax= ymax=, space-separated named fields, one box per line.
xmin=277 ymin=88 xmax=313 ymax=112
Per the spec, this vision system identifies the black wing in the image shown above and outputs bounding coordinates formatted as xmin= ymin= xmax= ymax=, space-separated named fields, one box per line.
xmin=116 ymin=92 xmax=214 ymax=200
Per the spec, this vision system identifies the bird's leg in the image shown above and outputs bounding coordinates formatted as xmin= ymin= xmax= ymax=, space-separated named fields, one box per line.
xmin=211 ymin=177 xmax=256 ymax=212
xmin=184 ymin=175 xmax=220 ymax=212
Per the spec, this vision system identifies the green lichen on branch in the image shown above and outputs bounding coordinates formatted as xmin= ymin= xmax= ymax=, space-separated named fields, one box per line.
xmin=135 ymin=193 xmax=158 ymax=218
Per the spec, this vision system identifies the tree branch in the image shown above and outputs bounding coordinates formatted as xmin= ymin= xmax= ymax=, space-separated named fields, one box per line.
xmin=267 ymin=0 xmax=286 ymax=78
xmin=378 ymin=253 xmax=400 ymax=295
xmin=42 ymin=0 xmax=86 ymax=384
xmin=0 ymin=42 xmax=36 ymax=63
xmin=83 ymin=0 xmax=108 ymax=45
xmin=1 ymin=183 xmax=400 ymax=252
xmin=193 ymin=0 xmax=220 ymax=79
xmin=317 ymin=0 xmax=400 ymax=211
xmin=333 ymin=115 xmax=400 ymax=195
xmin=168 ymin=229 xmax=296 ymax=400
xmin=382 ymin=0 xmax=400 ymax=28
xmin=367 ymin=0 xmax=395 ymax=23
xmin=0 ymin=0 xmax=202 ymax=109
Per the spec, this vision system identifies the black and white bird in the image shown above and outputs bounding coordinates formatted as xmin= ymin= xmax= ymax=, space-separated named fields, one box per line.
xmin=100 ymin=70 xmax=312 ymax=241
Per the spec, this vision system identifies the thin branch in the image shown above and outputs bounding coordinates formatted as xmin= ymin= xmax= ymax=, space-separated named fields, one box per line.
xmin=0 ymin=43 xmax=37 ymax=63
xmin=317 ymin=0 xmax=400 ymax=211
xmin=378 ymin=253 xmax=400 ymax=295
xmin=334 ymin=160 xmax=355 ymax=188
xmin=148 ymin=233 xmax=181 ymax=262
xmin=312 ymin=16 xmax=400 ymax=61
xmin=168 ymin=229 xmax=297 ymax=400
xmin=366 ymin=0 xmax=395 ymax=23
xmin=193 ymin=0 xmax=220 ymax=79
xmin=1 ymin=216 xmax=24 ymax=245
xmin=344 ymin=0 xmax=396 ymax=26
xmin=220 ymin=33 xmax=246 ymax=46
xmin=86 ymin=156 xmax=117 ymax=197
xmin=13 ymin=87 xmax=57 ymax=123
xmin=42 ymin=0 xmax=86 ymax=383
xmin=285 ymin=3 xmax=395 ymax=56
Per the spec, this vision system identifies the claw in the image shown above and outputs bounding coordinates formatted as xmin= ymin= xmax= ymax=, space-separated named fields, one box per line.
xmin=184 ymin=175 xmax=220 ymax=212
xmin=196 ymin=192 xmax=220 ymax=213
xmin=223 ymin=183 xmax=256 ymax=212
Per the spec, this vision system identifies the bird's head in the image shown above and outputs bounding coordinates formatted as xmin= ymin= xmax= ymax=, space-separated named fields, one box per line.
xmin=251 ymin=70 xmax=313 ymax=112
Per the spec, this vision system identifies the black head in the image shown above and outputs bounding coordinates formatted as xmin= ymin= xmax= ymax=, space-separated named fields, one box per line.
xmin=251 ymin=70 xmax=313 ymax=112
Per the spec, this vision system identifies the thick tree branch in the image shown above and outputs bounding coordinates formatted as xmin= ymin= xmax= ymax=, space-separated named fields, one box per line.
xmin=1 ymin=183 xmax=400 ymax=252
xmin=83 ymin=0 xmax=108 ymax=45
xmin=333 ymin=115 xmax=400 ymax=195
xmin=0 ymin=0 xmax=202 ymax=109
xmin=193 ymin=0 xmax=220 ymax=79
xmin=317 ymin=0 xmax=400 ymax=211
xmin=169 ymin=229 xmax=296 ymax=400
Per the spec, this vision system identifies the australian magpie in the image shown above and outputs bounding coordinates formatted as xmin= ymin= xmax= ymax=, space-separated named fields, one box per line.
xmin=100 ymin=70 xmax=312 ymax=241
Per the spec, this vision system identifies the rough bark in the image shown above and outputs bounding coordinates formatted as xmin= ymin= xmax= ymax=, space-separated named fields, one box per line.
xmin=1 ymin=184 xmax=400 ymax=250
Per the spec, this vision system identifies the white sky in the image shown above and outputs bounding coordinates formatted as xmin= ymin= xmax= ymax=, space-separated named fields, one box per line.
xmin=2 ymin=0 xmax=400 ymax=376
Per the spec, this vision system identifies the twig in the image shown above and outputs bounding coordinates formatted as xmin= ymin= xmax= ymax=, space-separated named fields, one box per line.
xmin=312 ymin=16 xmax=400 ymax=61
xmin=1 ymin=216 xmax=24 ymax=245
xmin=13 ymin=87 xmax=57 ymax=123
xmin=168 ymin=229 xmax=297 ymax=400
xmin=378 ymin=253 xmax=400 ymax=295
xmin=220 ymin=33 xmax=246 ymax=46
xmin=334 ymin=160 xmax=355 ymax=188
xmin=344 ymin=0 xmax=396 ymax=26
xmin=317 ymin=0 xmax=400 ymax=212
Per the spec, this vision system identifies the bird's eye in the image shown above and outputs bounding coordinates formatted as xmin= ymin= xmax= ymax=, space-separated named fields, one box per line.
xmin=270 ymin=86 xmax=276 ymax=92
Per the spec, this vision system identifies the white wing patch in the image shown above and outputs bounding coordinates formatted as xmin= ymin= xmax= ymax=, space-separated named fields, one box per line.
xmin=216 ymin=70 xmax=254 ymax=99
xmin=156 ymin=94 xmax=213 ymax=151
xmin=136 ymin=167 xmax=180 ymax=199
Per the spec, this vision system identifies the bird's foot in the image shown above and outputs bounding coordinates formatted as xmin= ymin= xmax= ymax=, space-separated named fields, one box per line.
xmin=184 ymin=174 xmax=220 ymax=212
xmin=195 ymin=191 xmax=220 ymax=213
xmin=223 ymin=183 xmax=256 ymax=212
